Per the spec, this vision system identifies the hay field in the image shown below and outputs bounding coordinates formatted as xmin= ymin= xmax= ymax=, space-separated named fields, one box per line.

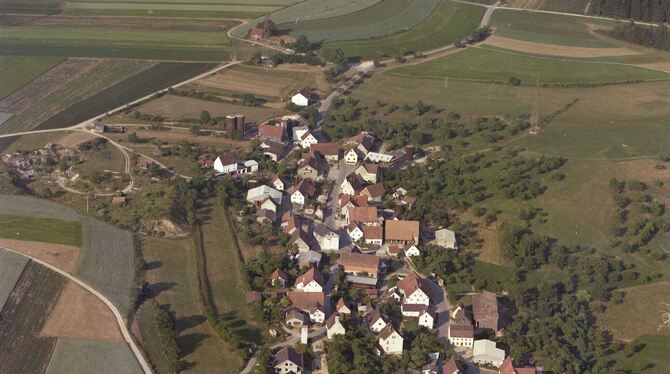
xmin=483 ymin=35 xmax=637 ymax=58
xmin=0 ymin=239 xmax=80 ymax=273
xmin=0 ymin=56 xmax=63 ymax=100
xmin=0 ymin=248 xmax=28 ymax=311
xmin=46 ymin=338 xmax=142 ymax=374
xmin=0 ymin=194 xmax=80 ymax=220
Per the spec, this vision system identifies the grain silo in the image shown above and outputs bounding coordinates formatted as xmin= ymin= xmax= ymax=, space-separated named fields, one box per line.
xmin=235 ymin=114 xmax=246 ymax=134
xmin=225 ymin=114 xmax=237 ymax=134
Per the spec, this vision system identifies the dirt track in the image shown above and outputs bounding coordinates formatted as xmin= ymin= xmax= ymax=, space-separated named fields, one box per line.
xmin=0 ymin=238 xmax=80 ymax=273
xmin=484 ymin=35 xmax=637 ymax=57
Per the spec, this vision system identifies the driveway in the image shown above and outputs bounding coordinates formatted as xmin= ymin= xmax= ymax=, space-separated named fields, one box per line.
xmin=323 ymin=159 xmax=356 ymax=231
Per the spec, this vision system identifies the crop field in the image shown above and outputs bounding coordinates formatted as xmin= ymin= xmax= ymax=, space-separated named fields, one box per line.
xmin=0 ymin=194 xmax=80 ymax=220
xmin=46 ymin=338 xmax=142 ymax=374
xmin=391 ymin=47 xmax=670 ymax=84
xmin=140 ymin=235 xmax=242 ymax=373
xmin=0 ymin=238 xmax=81 ymax=273
xmin=62 ymin=1 xmax=285 ymax=18
xmin=75 ymin=216 xmax=135 ymax=316
xmin=0 ymin=261 xmax=65 ymax=374
xmin=0 ymin=249 xmax=28 ymax=311
xmin=490 ymin=9 xmax=614 ymax=48
xmin=612 ymin=335 xmax=670 ymax=373
xmin=0 ymin=214 xmax=82 ymax=247
xmin=0 ymin=0 xmax=62 ymax=13
xmin=507 ymin=0 xmax=589 ymax=13
xmin=0 ymin=56 xmax=63 ymax=100
xmin=278 ymin=0 xmax=440 ymax=42
xmin=321 ymin=0 xmax=484 ymax=59
xmin=482 ymin=36 xmax=639 ymax=59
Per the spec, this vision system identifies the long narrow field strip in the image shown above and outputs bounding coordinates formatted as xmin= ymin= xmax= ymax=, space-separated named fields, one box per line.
xmin=483 ymin=35 xmax=637 ymax=58
xmin=0 ymin=248 xmax=28 ymax=311
xmin=0 ymin=238 xmax=80 ymax=273
xmin=0 ymin=0 xmax=63 ymax=14
xmin=0 ymin=194 xmax=80 ymax=220
xmin=0 ymin=56 xmax=64 ymax=100
xmin=0 ymin=261 xmax=65 ymax=374
xmin=279 ymin=0 xmax=440 ymax=41
xmin=0 ymin=214 xmax=82 ymax=247
xmin=390 ymin=47 xmax=670 ymax=84
xmin=46 ymin=338 xmax=142 ymax=374
xmin=322 ymin=0 xmax=484 ymax=59
xmin=64 ymin=2 xmax=279 ymax=12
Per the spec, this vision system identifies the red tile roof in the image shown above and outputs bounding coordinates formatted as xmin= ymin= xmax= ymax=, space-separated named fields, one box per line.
xmin=396 ymin=272 xmax=431 ymax=298
xmin=258 ymin=124 xmax=285 ymax=140
xmin=217 ymin=152 xmax=237 ymax=165
xmin=295 ymin=267 xmax=324 ymax=288
xmin=310 ymin=143 xmax=339 ymax=156
xmin=384 ymin=220 xmax=420 ymax=242
xmin=362 ymin=225 xmax=383 ymax=240
xmin=287 ymin=291 xmax=325 ymax=312
xmin=348 ymin=206 xmax=377 ymax=224
xmin=339 ymin=252 xmax=380 ymax=274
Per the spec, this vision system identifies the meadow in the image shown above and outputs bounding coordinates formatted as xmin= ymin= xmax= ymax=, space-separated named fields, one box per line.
xmin=612 ymin=335 xmax=670 ymax=373
xmin=0 ymin=194 xmax=80 ymax=220
xmin=0 ymin=214 xmax=82 ymax=247
xmin=321 ymin=0 xmax=484 ymax=59
xmin=0 ymin=249 xmax=29 ymax=311
xmin=390 ymin=47 xmax=670 ymax=84
xmin=0 ymin=56 xmax=63 ymax=100
xmin=46 ymin=338 xmax=142 ymax=374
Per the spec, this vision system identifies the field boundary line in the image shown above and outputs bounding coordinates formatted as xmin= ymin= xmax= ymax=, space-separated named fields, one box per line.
xmin=0 ymin=244 xmax=153 ymax=374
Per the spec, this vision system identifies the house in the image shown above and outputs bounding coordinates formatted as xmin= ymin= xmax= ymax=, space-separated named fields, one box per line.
xmin=313 ymin=223 xmax=339 ymax=251
xmin=418 ymin=307 xmax=436 ymax=329
xmin=310 ymin=143 xmax=340 ymax=164
xmin=271 ymin=174 xmax=288 ymax=191
xmin=137 ymin=158 xmax=152 ymax=170
xmin=308 ymin=303 xmax=326 ymax=324
xmin=291 ymin=89 xmax=315 ymax=107
xmin=286 ymin=308 xmax=308 ymax=327
xmin=442 ymin=358 xmax=464 ymax=374
xmin=366 ymin=308 xmax=387 ymax=333
xmin=378 ymin=324 xmax=403 ymax=355
xmin=213 ymin=152 xmax=238 ymax=174
xmin=246 ymin=291 xmax=262 ymax=304
xmin=300 ymin=131 xmax=319 ymax=149
xmin=335 ymin=297 xmax=352 ymax=317
xmin=282 ymin=212 xmax=302 ymax=235
xmin=271 ymin=269 xmax=289 ymax=288
xmin=111 ymin=195 xmax=126 ymax=205
xmin=499 ymin=356 xmax=537 ymax=374
xmin=258 ymin=124 xmax=286 ymax=143
xmin=448 ymin=324 xmax=474 ymax=348
xmin=397 ymin=272 xmax=431 ymax=305
xmin=340 ymin=252 xmax=380 ymax=278
xmin=289 ymin=230 xmax=312 ymax=253
xmin=292 ymin=125 xmax=310 ymax=144
xmin=346 ymin=132 xmax=375 ymax=157
xmin=473 ymin=291 xmax=499 ymax=331
xmin=344 ymin=148 xmax=360 ymax=165
xmin=366 ymin=151 xmax=404 ymax=169
xmin=287 ymin=291 xmax=325 ymax=323
xmin=297 ymin=153 xmax=327 ymax=180
xmin=362 ymin=225 xmax=383 ymax=245
xmin=298 ymin=250 xmax=322 ymax=268
xmin=247 ymin=185 xmax=283 ymax=205
xmin=346 ymin=206 xmax=378 ymax=226
xmin=339 ymin=194 xmax=368 ymax=217
xmin=473 ymin=339 xmax=505 ymax=368
xmin=261 ymin=141 xmax=286 ymax=161
xmin=433 ymin=228 xmax=458 ymax=250
xmin=295 ymin=267 xmax=324 ymax=292
xmin=361 ymin=183 xmax=385 ymax=203
xmin=386 ymin=245 xmax=403 ymax=257
xmin=404 ymin=244 xmax=420 ymax=257
xmin=260 ymin=197 xmax=279 ymax=213
xmin=340 ymin=175 xmax=364 ymax=196
xmin=385 ymin=220 xmax=420 ymax=246
xmin=451 ymin=304 xmax=473 ymax=326
xmin=355 ymin=163 xmax=379 ymax=183
xmin=291 ymin=179 xmax=316 ymax=206
xmin=401 ymin=303 xmax=425 ymax=317
xmin=347 ymin=223 xmax=365 ymax=243
xmin=273 ymin=347 xmax=303 ymax=374
xmin=401 ymin=195 xmax=417 ymax=209
xmin=326 ymin=313 xmax=346 ymax=339
xmin=249 ymin=27 xmax=268 ymax=41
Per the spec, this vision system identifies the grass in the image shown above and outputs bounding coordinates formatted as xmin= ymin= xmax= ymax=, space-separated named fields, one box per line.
xmin=0 ymin=214 xmax=82 ymax=247
xmin=78 ymin=141 xmax=126 ymax=175
xmin=0 ymin=195 xmax=80 ymax=220
xmin=390 ymin=47 xmax=670 ymax=84
xmin=46 ymin=338 xmax=142 ymax=374
xmin=140 ymin=235 xmax=243 ymax=373
xmin=0 ymin=249 xmax=29 ymax=311
xmin=612 ymin=335 xmax=670 ymax=373
xmin=321 ymin=0 xmax=485 ymax=59
xmin=490 ymin=9 xmax=615 ymax=48
xmin=0 ymin=56 xmax=63 ymax=100
xmin=75 ymin=216 xmax=135 ymax=316
xmin=279 ymin=0 xmax=440 ymax=42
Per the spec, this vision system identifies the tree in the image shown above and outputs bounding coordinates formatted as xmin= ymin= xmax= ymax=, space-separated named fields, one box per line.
xmin=189 ymin=124 xmax=200 ymax=135
xmin=128 ymin=132 xmax=140 ymax=143
xmin=293 ymin=35 xmax=312 ymax=53
xmin=200 ymin=110 xmax=211 ymax=122
xmin=253 ymin=347 xmax=273 ymax=374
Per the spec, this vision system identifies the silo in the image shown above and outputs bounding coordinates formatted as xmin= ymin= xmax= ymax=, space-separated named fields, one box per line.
xmin=225 ymin=114 xmax=237 ymax=134
xmin=235 ymin=114 xmax=246 ymax=134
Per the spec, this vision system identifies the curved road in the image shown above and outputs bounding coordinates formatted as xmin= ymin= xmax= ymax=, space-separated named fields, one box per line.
xmin=0 ymin=244 xmax=152 ymax=374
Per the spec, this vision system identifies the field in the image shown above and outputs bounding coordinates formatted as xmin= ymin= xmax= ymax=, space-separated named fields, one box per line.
xmin=483 ymin=36 xmax=638 ymax=58
xmin=138 ymin=235 xmax=242 ymax=373
xmin=0 ymin=194 xmax=80 ymax=220
xmin=0 ymin=248 xmax=28 ymax=310
xmin=0 ymin=56 xmax=63 ymax=100
xmin=77 ymin=140 xmax=126 ymax=175
xmin=0 ymin=261 xmax=65 ymax=374
xmin=46 ymin=338 xmax=142 ymax=374
xmin=507 ymin=0 xmax=590 ymax=13
xmin=612 ymin=335 xmax=670 ymax=373
xmin=75 ymin=216 xmax=135 ymax=316
xmin=321 ymin=0 xmax=484 ymax=59
xmin=390 ymin=47 xmax=670 ymax=84
xmin=0 ymin=238 xmax=80 ymax=273
xmin=490 ymin=9 xmax=614 ymax=48
xmin=0 ymin=214 xmax=82 ymax=246
xmin=278 ymin=0 xmax=440 ymax=42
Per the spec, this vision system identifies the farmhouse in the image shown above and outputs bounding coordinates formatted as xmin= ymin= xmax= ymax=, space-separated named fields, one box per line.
xmin=326 ymin=313 xmax=346 ymax=339
xmin=355 ymin=163 xmax=379 ymax=183
xmin=259 ymin=197 xmax=279 ymax=213
xmin=286 ymin=308 xmax=307 ymax=327
xmin=418 ymin=307 xmax=436 ymax=329
xmin=300 ymin=130 xmax=319 ymax=149
xmin=340 ymin=175 xmax=364 ymax=196
xmin=290 ymin=230 xmax=313 ymax=253
xmin=385 ymin=220 xmax=420 ymax=246
xmin=298 ymin=250 xmax=322 ymax=268
xmin=313 ymin=223 xmax=339 ymax=251
xmin=291 ymin=89 xmax=315 ymax=107
xmin=404 ymin=244 xmax=420 ymax=257
xmin=361 ymin=225 xmax=383 ymax=245
xmin=396 ymin=272 xmax=431 ymax=306
xmin=499 ymin=356 xmax=538 ymax=374
xmin=213 ymin=152 xmax=258 ymax=175
xmin=339 ymin=194 xmax=368 ymax=217
xmin=347 ymin=223 xmax=365 ymax=243
xmin=291 ymin=178 xmax=317 ymax=206
xmin=473 ymin=291 xmax=499 ymax=331
xmin=249 ymin=27 xmax=268 ymax=41
xmin=378 ymin=324 xmax=403 ymax=355
xmin=340 ymin=252 xmax=380 ymax=278
xmin=273 ymin=347 xmax=303 ymax=374
xmin=335 ymin=297 xmax=352 ymax=317
xmin=310 ymin=143 xmax=340 ymax=163
xmin=271 ymin=174 xmax=288 ymax=191
xmin=473 ymin=339 xmax=505 ymax=368
xmin=261 ymin=140 xmax=286 ymax=161
xmin=346 ymin=206 xmax=378 ymax=226
xmin=448 ymin=324 xmax=474 ymax=348
xmin=361 ymin=183 xmax=385 ymax=202
xmin=366 ymin=308 xmax=387 ymax=333
xmin=297 ymin=153 xmax=327 ymax=180
xmin=258 ymin=124 xmax=286 ymax=143
xmin=442 ymin=358 xmax=464 ymax=374
xmin=295 ymin=267 xmax=325 ymax=292
xmin=287 ymin=291 xmax=325 ymax=321
xmin=344 ymin=148 xmax=361 ymax=165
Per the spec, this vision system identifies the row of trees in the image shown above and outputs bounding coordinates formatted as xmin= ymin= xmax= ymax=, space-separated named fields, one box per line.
xmin=609 ymin=21 xmax=670 ymax=51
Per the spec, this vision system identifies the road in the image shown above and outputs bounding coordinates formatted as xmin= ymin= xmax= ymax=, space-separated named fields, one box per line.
xmin=0 ymin=244 xmax=152 ymax=374
xmin=323 ymin=159 xmax=356 ymax=231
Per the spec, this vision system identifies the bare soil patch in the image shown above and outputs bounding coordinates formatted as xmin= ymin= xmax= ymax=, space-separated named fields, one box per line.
xmin=0 ymin=238 xmax=80 ymax=273
xmin=41 ymin=280 xmax=122 ymax=342
xmin=55 ymin=131 xmax=97 ymax=148
xmin=484 ymin=35 xmax=638 ymax=58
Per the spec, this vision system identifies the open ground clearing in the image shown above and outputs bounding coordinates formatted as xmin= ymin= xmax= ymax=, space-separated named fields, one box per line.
xmin=0 ymin=214 xmax=82 ymax=247
xmin=77 ymin=140 xmax=126 ymax=175
xmin=46 ymin=337 xmax=142 ymax=374
xmin=0 ymin=248 xmax=28 ymax=310
xmin=0 ymin=238 xmax=80 ymax=273
xmin=137 ymin=94 xmax=285 ymax=123
xmin=321 ymin=0 xmax=484 ymax=59
xmin=0 ymin=261 xmax=65 ymax=374
xmin=0 ymin=56 xmax=64 ymax=100
xmin=139 ymin=235 xmax=242 ymax=373
xmin=279 ymin=0 xmax=440 ymax=42
xmin=483 ymin=35 xmax=637 ymax=58
xmin=390 ymin=47 xmax=669 ymax=84
xmin=42 ymin=280 xmax=122 ymax=341
xmin=597 ymin=281 xmax=670 ymax=341
xmin=490 ymin=8 xmax=614 ymax=48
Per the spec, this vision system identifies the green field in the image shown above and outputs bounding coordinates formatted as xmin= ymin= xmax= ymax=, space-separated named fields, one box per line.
xmin=321 ymin=0 xmax=484 ymax=59
xmin=46 ymin=338 xmax=142 ymax=374
xmin=612 ymin=335 xmax=670 ymax=373
xmin=0 ymin=56 xmax=63 ymax=99
xmin=490 ymin=9 xmax=614 ymax=47
xmin=0 ymin=0 xmax=62 ymax=13
xmin=278 ymin=0 xmax=440 ymax=41
xmin=0 ymin=249 xmax=29 ymax=311
xmin=0 ymin=195 xmax=80 ymax=220
xmin=391 ymin=47 xmax=670 ymax=84
xmin=0 ymin=214 xmax=82 ymax=246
